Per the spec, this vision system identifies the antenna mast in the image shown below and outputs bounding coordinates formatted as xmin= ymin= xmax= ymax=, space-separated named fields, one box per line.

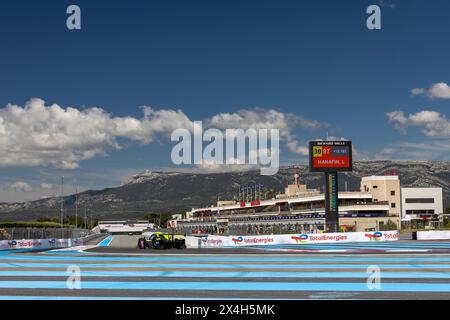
xmin=60 ymin=176 xmax=64 ymax=232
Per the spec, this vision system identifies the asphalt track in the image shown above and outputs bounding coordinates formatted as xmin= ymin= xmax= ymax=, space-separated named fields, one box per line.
xmin=2 ymin=236 xmax=450 ymax=300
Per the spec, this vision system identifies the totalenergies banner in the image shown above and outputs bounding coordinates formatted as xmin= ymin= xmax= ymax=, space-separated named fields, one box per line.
xmin=0 ymin=238 xmax=81 ymax=250
xmin=187 ymin=230 xmax=399 ymax=248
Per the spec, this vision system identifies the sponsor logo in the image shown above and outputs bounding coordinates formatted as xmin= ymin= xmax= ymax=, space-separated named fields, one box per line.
xmin=16 ymin=241 xmax=43 ymax=248
xmin=291 ymin=234 xmax=309 ymax=244
xmin=365 ymin=231 xmax=383 ymax=241
xmin=8 ymin=240 xmax=17 ymax=247
xmin=292 ymin=234 xmax=349 ymax=243
xmin=201 ymin=236 xmax=223 ymax=246
xmin=242 ymin=237 xmax=274 ymax=244
xmin=231 ymin=236 xmax=244 ymax=244
xmin=231 ymin=236 xmax=274 ymax=245
xmin=309 ymin=234 xmax=348 ymax=242
xmin=383 ymin=232 xmax=399 ymax=240
xmin=207 ymin=239 xmax=223 ymax=245
xmin=48 ymin=239 xmax=57 ymax=246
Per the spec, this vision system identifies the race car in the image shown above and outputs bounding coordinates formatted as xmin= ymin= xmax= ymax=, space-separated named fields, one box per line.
xmin=137 ymin=229 xmax=186 ymax=250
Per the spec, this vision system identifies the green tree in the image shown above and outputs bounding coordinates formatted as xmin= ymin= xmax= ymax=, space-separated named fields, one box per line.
xmin=37 ymin=216 xmax=59 ymax=223
xmin=444 ymin=215 xmax=450 ymax=228
xmin=380 ymin=219 xmax=398 ymax=231
xmin=143 ymin=213 xmax=172 ymax=228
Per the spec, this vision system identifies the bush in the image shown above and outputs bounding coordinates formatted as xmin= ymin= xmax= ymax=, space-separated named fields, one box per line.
xmin=444 ymin=216 xmax=450 ymax=228
xmin=380 ymin=219 xmax=398 ymax=231
xmin=0 ymin=221 xmax=62 ymax=228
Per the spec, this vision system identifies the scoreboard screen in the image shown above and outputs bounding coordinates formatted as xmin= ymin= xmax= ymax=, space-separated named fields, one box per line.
xmin=309 ymin=140 xmax=352 ymax=172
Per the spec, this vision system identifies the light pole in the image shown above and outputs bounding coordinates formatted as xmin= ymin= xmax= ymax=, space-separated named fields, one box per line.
xmin=60 ymin=176 xmax=64 ymax=235
xmin=75 ymin=185 xmax=78 ymax=229
xmin=218 ymin=195 xmax=220 ymax=217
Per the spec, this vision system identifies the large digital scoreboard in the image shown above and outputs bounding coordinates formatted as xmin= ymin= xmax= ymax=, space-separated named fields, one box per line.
xmin=309 ymin=140 xmax=352 ymax=232
xmin=309 ymin=140 xmax=352 ymax=173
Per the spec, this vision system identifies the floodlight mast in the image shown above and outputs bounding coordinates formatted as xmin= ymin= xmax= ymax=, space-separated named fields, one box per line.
xmin=60 ymin=176 xmax=64 ymax=232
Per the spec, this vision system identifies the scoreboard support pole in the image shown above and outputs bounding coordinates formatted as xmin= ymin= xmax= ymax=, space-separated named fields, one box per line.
xmin=324 ymin=171 xmax=339 ymax=233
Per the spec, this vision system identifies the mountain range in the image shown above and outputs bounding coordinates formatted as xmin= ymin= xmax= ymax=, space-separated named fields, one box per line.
xmin=1 ymin=161 xmax=450 ymax=221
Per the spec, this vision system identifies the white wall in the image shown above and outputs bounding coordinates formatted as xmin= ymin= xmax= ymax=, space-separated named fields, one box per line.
xmin=98 ymin=223 xmax=154 ymax=233
xmin=417 ymin=230 xmax=450 ymax=240
xmin=401 ymin=188 xmax=443 ymax=221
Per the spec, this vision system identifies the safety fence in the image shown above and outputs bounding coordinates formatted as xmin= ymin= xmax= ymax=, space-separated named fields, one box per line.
xmin=0 ymin=228 xmax=93 ymax=241
xmin=0 ymin=238 xmax=79 ymax=250
xmin=0 ymin=228 xmax=104 ymax=251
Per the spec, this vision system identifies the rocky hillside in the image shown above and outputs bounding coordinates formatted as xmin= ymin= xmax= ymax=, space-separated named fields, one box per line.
xmin=1 ymin=161 xmax=450 ymax=221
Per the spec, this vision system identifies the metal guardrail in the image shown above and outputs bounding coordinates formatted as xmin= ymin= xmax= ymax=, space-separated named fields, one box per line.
xmin=78 ymin=233 xmax=106 ymax=245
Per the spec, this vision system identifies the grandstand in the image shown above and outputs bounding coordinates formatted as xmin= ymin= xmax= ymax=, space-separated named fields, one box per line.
xmin=174 ymin=173 xmax=438 ymax=235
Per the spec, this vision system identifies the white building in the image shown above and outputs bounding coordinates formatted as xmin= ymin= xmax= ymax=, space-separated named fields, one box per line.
xmin=97 ymin=220 xmax=154 ymax=234
xmin=360 ymin=175 xmax=401 ymax=216
xmin=401 ymin=188 xmax=443 ymax=225
xmin=176 ymin=174 xmax=445 ymax=233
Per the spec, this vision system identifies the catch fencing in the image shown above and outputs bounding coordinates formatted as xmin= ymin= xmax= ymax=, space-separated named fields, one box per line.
xmin=0 ymin=228 xmax=95 ymax=241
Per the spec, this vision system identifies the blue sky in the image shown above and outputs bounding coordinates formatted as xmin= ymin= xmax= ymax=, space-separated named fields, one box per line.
xmin=1 ymin=0 xmax=450 ymax=202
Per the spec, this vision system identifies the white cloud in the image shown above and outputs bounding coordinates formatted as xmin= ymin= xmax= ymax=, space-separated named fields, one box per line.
xmin=386 ymin=111 xmax=409 ymax=134
xmin=206 ymin=108 xmax=321 ymax=156
xmin=411 ymin=88 xmax=426 ymax=96
xmin=196 ymin=146 xmax=280 ymax=174
xmin=0 ymin=98 xmax=193 ymax=169
xmin=0 ymin=99 xmax=323 ymax=170
xmin=9 ymin=181 xmax=33 ymax=192
xmin=387 ymin=110 xmax=450 ymax=137
xmin=195 ymin=159 xmax=260 ymax=173
xmin=0 ymin=180 xmax=60 ymax=202
xmin=384 ymin=109 xmax=450 ymax=160
xmin=411 ymin=82 xmax=450 ymax=100
xmin=40 ymin=183 xmax=53 ymax=189
xmin=378 ymin=141 xmax=450 ymax=161
xmin=285 ymin=140 xmax=309 ymax=156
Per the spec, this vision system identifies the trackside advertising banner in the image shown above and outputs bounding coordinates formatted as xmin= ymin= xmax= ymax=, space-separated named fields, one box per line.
xmin=187 ymin=230 xmax=399 ymax=248
xmin=416 ymin=230 xmax=450 ymax=240
xmin=0 ymin=238 xmax=81 ymax=250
